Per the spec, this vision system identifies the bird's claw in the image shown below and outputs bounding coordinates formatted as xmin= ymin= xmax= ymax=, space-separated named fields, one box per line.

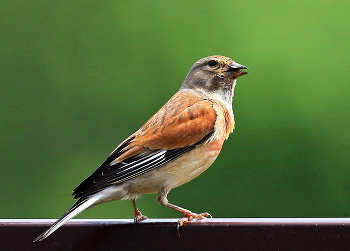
xmin=133 ymin=211 xmax=148 ymax=224
xmin=176 ymin=211 xmax=211 ymax=236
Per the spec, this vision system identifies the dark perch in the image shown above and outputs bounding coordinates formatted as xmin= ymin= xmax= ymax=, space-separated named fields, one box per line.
xmin=2 ymin=218 xmax=350 ymax=250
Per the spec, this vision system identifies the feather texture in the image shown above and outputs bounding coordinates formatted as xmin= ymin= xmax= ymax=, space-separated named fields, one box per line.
xmin=72 ymin=91 xmax=217 ymax=199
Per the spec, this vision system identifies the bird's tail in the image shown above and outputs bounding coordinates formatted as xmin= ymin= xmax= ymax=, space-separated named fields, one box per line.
xmin=33 ymin=196 xmax=99 ymax=242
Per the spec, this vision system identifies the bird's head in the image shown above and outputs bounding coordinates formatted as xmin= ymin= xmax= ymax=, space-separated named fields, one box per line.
xmin=180 ymin=55 xmax=248 ymax=101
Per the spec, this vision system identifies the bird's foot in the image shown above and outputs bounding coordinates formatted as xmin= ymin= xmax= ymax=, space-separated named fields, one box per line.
xmin=134 ymin=209 xmax=148 ymax=224
xmin=178 ymin=211 xmax=211 ymax=226
xmin=176 ymin=211 xmax=211 ymax=236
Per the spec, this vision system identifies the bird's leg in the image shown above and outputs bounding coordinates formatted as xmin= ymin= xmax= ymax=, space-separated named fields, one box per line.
xmin=164 ymin=202 xmax=211 ymax=226
xmin=131 ymin=199 xmax=148 ymax=223
xmin=157 ymin=189 xmax=211 ymax=232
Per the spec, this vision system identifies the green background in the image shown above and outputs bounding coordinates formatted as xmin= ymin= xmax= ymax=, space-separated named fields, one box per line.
xmin=1 ymin=1 xmax=349 ymax=220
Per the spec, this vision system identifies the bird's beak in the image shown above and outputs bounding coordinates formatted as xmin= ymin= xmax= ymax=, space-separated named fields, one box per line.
xmin=226 ymin=62 xmax=248 ymax=78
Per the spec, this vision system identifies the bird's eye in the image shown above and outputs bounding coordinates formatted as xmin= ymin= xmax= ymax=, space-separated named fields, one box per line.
xmin=208 ymin=60 xmax=217 ymax=67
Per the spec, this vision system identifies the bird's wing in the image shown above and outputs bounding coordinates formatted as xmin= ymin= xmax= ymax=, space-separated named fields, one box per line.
xmin=72 ymin=92 xmax=217 ymax=199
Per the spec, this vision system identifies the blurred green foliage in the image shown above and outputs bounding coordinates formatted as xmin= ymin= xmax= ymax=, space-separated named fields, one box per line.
xmin=1 ymin=1 xmax=350 ymax=220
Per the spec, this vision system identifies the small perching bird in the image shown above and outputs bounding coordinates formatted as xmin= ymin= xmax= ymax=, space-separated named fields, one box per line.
xmin=33 ymin=55 xmax=248 ymax=242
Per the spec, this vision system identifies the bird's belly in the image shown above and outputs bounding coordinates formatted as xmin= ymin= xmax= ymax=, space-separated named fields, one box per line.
xmin=125 ymin=140 xmax=223 ymax=198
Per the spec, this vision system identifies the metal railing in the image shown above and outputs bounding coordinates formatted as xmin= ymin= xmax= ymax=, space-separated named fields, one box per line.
xmin=2 ymin=218 xmax=350 ymax=250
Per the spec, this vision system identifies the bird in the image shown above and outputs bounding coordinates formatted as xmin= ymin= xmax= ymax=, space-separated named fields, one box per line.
xmin=33 ymin=55 xmax=248 ymax=242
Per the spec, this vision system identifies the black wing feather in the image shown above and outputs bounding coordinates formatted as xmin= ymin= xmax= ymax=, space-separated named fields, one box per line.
xmin=72 ymin=144 xmax=196 ymax=199
xmin=72 ymin=130 xmax=214 ymax=199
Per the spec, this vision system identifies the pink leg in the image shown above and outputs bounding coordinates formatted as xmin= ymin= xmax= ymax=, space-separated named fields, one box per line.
xmin=157 ymin=189 xmax=211 ymax=231
xmin=131 ymin=199 xmax=148 ymax=223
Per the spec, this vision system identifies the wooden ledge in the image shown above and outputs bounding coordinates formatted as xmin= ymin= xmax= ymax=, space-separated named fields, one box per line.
xmin=2 ymin=218 xmax=350 ymax=250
